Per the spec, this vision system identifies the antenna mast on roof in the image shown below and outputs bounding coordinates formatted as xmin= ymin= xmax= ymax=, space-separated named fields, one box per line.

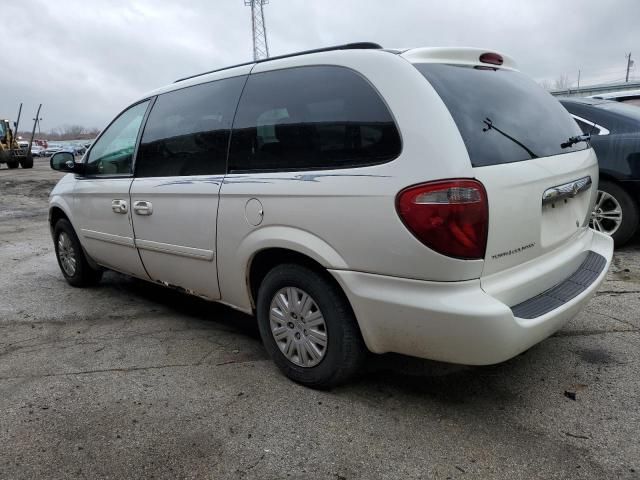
xmin=244 ymin=0 xmax=270 ymax=61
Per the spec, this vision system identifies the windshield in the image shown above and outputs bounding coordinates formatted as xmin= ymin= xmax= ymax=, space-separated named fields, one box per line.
xmin=415 ymin=64 xmax=587 ymax=167
xmin=0 ymin=122 xmax=5 ymax=138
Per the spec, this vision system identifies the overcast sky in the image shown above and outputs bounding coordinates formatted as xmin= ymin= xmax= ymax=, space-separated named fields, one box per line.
xmin=3 ymin=0 xmax=638 ymax=132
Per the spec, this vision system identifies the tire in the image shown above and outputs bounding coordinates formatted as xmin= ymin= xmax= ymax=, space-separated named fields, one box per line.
xmin=591 ymin=180 xmax=639 ymax=247
xmin=53 ymin=219 xmax=103 ymax=287
xmin=20 ymin=154 xmax=33 ymax=168
xmin=256 ymin=264 xmax=366 ymax=389
xmin=7 ymin=160 xmax=19 ymax=169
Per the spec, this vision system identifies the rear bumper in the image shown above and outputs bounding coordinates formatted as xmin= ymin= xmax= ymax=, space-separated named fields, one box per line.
xmin=329 ymin=229 xmax=613 ymax=365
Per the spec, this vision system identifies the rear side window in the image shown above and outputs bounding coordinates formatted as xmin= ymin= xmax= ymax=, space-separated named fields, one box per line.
xmin=564 ymin=101 xmax=640 ymax=134
xmin=228 ymin=66 xmax=401 ymax=172
xmin=136 ymin=76 xmax=246 ymax=177
xmin=415 ymin=64 xmax=587 ymax=167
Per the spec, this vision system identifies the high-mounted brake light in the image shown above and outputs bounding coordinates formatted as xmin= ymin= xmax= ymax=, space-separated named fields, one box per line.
xmin=479 ymin=52 xmax=503 ymax=66
xmin=396 ymin=180 xmax=489 ymax=260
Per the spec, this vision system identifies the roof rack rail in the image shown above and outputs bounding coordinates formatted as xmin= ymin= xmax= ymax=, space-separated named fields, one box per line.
xmin=174 ymin=42 xmax=383 ymax=83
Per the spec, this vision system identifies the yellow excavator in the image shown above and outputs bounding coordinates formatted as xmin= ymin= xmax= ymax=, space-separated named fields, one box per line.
xmin=0 ymin=103 xmax=41 ymax=169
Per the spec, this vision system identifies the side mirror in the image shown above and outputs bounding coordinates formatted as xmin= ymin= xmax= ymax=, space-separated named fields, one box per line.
xmin=50 ymin=151 xmax=79 ymax=173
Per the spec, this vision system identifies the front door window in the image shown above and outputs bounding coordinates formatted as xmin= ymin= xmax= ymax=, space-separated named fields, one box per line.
xmin=85 ymin=101 xmax=150 ymax=175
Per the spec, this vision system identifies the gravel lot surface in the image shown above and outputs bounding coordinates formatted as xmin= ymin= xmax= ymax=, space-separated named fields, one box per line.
xmin=1 ymin=159 xmax=639 ymax=479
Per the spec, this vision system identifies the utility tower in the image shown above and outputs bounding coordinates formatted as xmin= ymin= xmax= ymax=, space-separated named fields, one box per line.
xmin=244 ymin=0 xmax=270 ymax=61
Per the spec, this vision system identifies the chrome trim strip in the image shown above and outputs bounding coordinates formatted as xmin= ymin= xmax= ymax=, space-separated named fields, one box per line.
xmin=542 ymin=176 xmax=592 ymax=205
xmin=81 ymin=229 xmax=135 ymax=247
xmin=570 ymin=114 xmax=610 ymax=136
xmin=135 ymin=239 xmax=214 ymax=261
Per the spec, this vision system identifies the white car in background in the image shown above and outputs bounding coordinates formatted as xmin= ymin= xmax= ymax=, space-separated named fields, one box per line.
xmin=590 ymin=89 xmax=640 ymax=106
xmin=48 ymin=43 xmax=613 ymax=388
xmin=43 ymin=145 xmax=64 ymax=156
xmin=31 ymin=145 xmax=45 ymax=157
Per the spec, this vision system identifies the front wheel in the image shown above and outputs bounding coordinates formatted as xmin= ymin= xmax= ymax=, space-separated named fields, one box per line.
xmin=590 ymin=180 xmax=639 ymax=247
xmin=256 ymin=264 xmax=366 ymax=389
xmin=6 ymin=159 xmax=19 ymax=169
xmin=54 ymin=219 xmax=103 ymax=287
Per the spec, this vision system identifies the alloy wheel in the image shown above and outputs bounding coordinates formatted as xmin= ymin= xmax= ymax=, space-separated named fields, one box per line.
xmin=590 ymin=189 xmax=623 ymax=236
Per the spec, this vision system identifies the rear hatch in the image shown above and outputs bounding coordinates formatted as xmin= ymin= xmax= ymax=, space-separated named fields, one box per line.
xmin=413 ymin=59 xmax=596 ymax=277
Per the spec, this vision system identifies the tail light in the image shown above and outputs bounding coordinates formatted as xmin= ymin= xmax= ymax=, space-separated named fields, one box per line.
xmin=396 ymin=179 xmax=489 ymax=260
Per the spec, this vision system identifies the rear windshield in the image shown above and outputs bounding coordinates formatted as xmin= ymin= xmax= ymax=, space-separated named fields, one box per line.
xmin=415 ymin=64 xmax=587 ymax=167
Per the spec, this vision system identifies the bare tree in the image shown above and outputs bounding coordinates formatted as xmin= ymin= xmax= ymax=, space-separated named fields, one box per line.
xmin=553 ymin=74 xmax=570 ymax=90
xmin=62 ymin=125 xmax=86 ymax=138
xmin=538 ymin=79 xmax=554 ymax=91
xmin=20 ymin=125 xmax=100 ymax=141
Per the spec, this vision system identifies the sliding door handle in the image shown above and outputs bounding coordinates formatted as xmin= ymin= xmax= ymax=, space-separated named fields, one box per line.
xmin=133 ymin=200 xmax=153 ymax=216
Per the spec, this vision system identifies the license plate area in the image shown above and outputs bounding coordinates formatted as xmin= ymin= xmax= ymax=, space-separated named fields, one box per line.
xmin=541 ymin=192 xmax=590 ymax=248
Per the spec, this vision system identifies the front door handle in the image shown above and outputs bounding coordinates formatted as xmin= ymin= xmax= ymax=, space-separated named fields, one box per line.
xmin=133 ymin=200 xmax=153 ymax=216
xmin=111 ymin=199 xmax=128 ymax=214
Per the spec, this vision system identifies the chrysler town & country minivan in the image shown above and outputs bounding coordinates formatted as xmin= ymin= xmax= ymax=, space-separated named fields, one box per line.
xmin=49 ymin=43 xmax=614 ymax=388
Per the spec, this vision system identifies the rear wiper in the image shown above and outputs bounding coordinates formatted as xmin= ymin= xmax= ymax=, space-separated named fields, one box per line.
xmin=561 ymin=133 xmax=591 ymax=149
xmin=482 ymin=118 xmax=539 ymax=159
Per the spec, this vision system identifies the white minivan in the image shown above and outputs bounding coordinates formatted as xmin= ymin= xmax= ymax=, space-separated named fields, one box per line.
xmin=49 ymin=43 xmax=613 ymax=388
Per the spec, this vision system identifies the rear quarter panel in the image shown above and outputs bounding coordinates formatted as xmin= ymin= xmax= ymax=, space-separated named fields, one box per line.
xmin=216 ymin=50 xmax=485 ymax=310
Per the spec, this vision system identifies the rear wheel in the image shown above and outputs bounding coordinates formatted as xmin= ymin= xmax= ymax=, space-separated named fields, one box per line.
xmin=590 ymin=180 xmax=639 ymax=247
xmin=256 ymin=264 xmax=365 ymax=389
xmin=6 ymin=159 xmax=19 ymax=169
xmin=54 ymin=219 xmax=103 ymax=287
xmin=20 ymin=154 xmax=33 ymax=168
